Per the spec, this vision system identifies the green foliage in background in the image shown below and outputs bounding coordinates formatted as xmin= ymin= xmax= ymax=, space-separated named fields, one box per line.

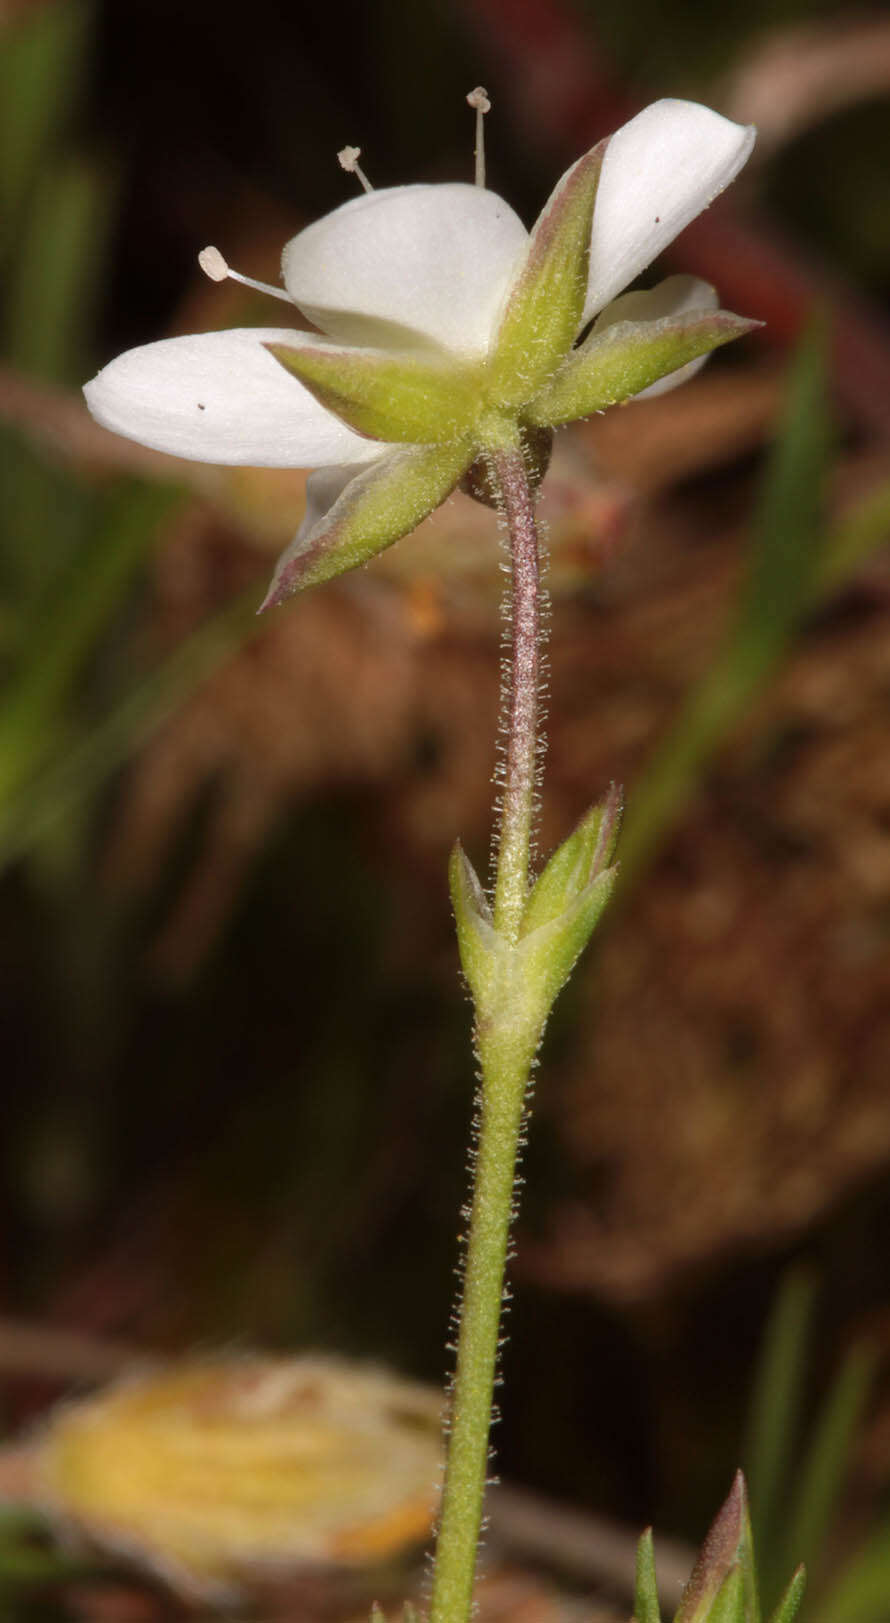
xmin=0 ymin=1 xmax=183 ymax=876
xmin=744 ymin=1272 xmax=884 ymax=1623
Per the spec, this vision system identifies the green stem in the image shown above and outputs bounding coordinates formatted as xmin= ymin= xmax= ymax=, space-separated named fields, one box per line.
xmin=429 ymin=445 xmax=543 ymax=1623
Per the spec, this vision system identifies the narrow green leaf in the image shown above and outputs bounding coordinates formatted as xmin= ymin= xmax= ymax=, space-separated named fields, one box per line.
xmin=0 ymin=0 xmax=89 ymax=248
xmin=676 ymin=1475 xmax=749 ymax=1623
xmin=4 ymin=153 xmax=111 ymax=384
xmin=263 ymin=439 xmax=474 ymax=604
xmin=616 ymin=320 xmax=833 ymax=892
xmin=517 ymin=865 xmax=616 ymax=1024
xmin=633 ymin=1528 xmax=661 ymax=1623
xmin=811 ymin=1516 xmax=890 ymax=1623
xmin=0 ymin=479 xmax=179 ymax=808
xmin=767 ymin=1567 xmax=806 ymax=1623
xmin=745 ymin=1270 xmax=816 ymax=1578
xmin=527 ymin=310 xmax=758 ymax=427
xmin=521 ymin=782 xmax=621 ymax=937
xmin=739 ymin=1479 xmax=761 ymax=1623
xmin=0 ymin=423 xmax=93 ymax=606
xmin=707 ymin=1567 xmax=746 ymax=1623
xmin=490 ymin=142 xmax=605 ymax=407
xmin=810 ymin=474 xmax=890 ymax=602
xmin=779 ymin=1339 xmax=876 ymax=1587
xmin=267 ymin=340 xmax=481 ymax=444
xmin=449 ymin=841 xmax=500 ymax=1007
xmin=732 ymin=317 xmax=833 ymax=674
xmin=0 ymin=583 xmax=260 ymax=874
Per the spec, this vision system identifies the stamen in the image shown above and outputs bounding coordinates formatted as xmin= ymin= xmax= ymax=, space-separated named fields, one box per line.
xmin=337 ymin=145 xmax=373 ymax=194
xmin=198 ymin=246 xmax=295 ymax=305
xmin=466 ymin=86 xmax=491 ymax=188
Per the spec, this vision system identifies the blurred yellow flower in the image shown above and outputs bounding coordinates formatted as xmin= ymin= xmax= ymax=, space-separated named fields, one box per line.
xmin=31 ymin=1356 xmax=442 ymax=1599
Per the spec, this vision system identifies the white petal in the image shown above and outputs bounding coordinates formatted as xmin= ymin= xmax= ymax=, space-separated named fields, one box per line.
xmin=592 ymin=273 xmax=718 ymax=332
xmin=296 ymin=462 xmax=369 ymax=542
xmin=282 ymin=184 xmax=529 ymax=357
xmin=592 ymin=273 xmax=720 ymax=397
xmin=583 ymin=100 xmax=756 ymax=325
xmin=83 ymin=328 xmax=382 ymax=468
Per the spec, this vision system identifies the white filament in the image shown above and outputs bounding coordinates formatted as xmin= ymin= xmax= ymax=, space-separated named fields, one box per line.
xmin=466 ymin=86 xmax=491 ymax=188
xmin=197 ymin=246 xmax=295 ymax=305
xmin=337 ymin=145 xmax=373 ymax=193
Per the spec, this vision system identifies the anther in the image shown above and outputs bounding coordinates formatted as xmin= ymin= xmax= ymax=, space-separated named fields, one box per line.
xmin=198 ymin=246 xmax=295 ymax=305
xmin=337 ymin=145 xmax=373 ymax=194
xmin=466 ymin=86 xmax=491 ymax=188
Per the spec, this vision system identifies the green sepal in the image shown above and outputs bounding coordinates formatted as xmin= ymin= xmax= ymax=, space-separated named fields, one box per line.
xmin=266 ymin=338 xmax=481 ymax=444
xmin=449 ymin=841 xmax=501 ymax=1009
xmin=767 ymin=1568 xmax=805 ymax=1623
xmin=489 ymin=142 xmax=605 ymax=409
xmin=633 ymin=1528 xmax=662 ymax=1623
xmin=263 ymin=439 xmax=474 ymax=605
xmin=521 ymin=783 xmax=621 ymax=938
xmin=516 ymin=863 xmax=616 ymax=1025
xmin=676 ymin=1475 xmax=759 ymax=1623
xmin=527 ymin=310 xmax=760 ymax=427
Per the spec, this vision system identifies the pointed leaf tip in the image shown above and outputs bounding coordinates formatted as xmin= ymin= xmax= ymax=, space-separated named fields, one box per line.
xmin=449 ymin=840 xmax=499 ymax=1007
xmin=528 ymin=308 xmax=758 ymax=428
xmin=767 ymin=1567 xmax=805 ymax=1623
xmin=516 ymin=864 xmax=617 ymax=1032
xmin=595 ymin=780 xmax=623 ymax=865
xmin=491 ymin=139 xmax=606 ymax=407
xmin=263 ymin=439 xmax=473 ymax=605
xmin=521 ymin=782 xmax=622 ymax=938
xmin=633 ymin=1527 xmax=662 ymax=1623
xmin=676 ymin=1475 xmax=751 ymax=1623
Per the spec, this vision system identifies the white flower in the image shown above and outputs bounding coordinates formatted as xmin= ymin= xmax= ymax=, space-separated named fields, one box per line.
xmin=84 ymin=99 xmax=756 ymax=606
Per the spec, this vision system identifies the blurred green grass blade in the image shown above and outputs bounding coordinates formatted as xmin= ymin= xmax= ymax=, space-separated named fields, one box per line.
xmin=0 ymin=1512 xmax=43 ymax=1541
xmin=0 ymin=1540 xmax=100 ymax=1585
xmin=731 ymin=319 xmax=832 ymax=674
xmin=778 ymin=1339 xmax=876 ymax=1590
xmin=740 ymin=1489 xmax=761 ymax=1623
xmin=0 ymin=0 xmax=90 ymax=254
xmin=4 ymin=154 xmax=111 ymax=385
xmin=745 ymin=1270 xmax=816 ymax=1583
xmin=0 ymin=480 xmax=179 ymax=806
xmin=0 ymin=583 xmax=262 ymax=871
xmin=811 ymin=1517 xmax=890 ymax=1623
xmin=0 ymin=428 xmax=94 ymax=611
xmin=811 ymin=475 xmax=890 ymax=602
xmin=633 ymin=1528 xmax=661 ymax=1623
xmin=767 ymin=1567 xmax=805 ymax=1623
xmin=612 ymin=658 xmax=751 ymax=890
xmin=618 ymin=320 xmax=832 ymax=889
